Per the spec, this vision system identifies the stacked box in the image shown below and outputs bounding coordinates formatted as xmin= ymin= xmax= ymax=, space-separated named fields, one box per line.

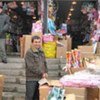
xmin=78 ymin=45 xmax=95 ymax=59
xmin=64 ymin=87 xmax=87 ymax=100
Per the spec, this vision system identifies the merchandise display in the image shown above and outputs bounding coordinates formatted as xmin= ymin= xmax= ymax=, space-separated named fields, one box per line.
xmin=0 ymin=1 xmax=99 ymax=100
xmin=60 ymin=70 xmax=100 ymax=87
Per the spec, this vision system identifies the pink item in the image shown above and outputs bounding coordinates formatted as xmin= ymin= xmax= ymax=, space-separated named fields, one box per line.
xmin=60 ymin=74 xmax=100 ymax=88
xmin=42 ymin=34 xmax=54 ymax=43
xmin=31 ymin=22 xmax=42 ymax=33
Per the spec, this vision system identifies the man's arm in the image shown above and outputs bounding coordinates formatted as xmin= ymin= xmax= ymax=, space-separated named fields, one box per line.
xmin=2 ymin=15 xmax=10 ymax=33
xmin=42 ymin=52 xmax=48 ymax=78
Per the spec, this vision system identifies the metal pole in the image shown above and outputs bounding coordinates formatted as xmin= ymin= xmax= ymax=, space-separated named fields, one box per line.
xmin=98 ymin=0 xmax=100 ymax=10
xmin=42 ymin=0 xmax=48 ymax=34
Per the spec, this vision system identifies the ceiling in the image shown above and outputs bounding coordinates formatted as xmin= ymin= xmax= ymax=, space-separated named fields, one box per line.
xmin=56 ymin=1 xmax=83 ymax=21
xmin=56 ymin=0 xmax=97 ymax=22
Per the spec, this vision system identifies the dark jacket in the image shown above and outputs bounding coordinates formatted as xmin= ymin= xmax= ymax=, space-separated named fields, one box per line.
xmin=25 ymin=47 xmax=48 ymax=81
xmin=0 ymin=12 xmax=10 ymax=38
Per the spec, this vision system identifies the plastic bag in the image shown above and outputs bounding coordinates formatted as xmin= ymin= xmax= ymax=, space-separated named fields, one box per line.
xmin=43 ymin=42 xmax=56 ymax=58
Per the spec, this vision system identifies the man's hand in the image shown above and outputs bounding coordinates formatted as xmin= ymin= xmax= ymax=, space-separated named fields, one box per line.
xmin=42 ymin=73 xmax=48 ymax=78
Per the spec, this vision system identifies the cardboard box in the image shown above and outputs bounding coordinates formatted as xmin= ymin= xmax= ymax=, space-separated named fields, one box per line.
xmin=69 ymin=67 xmax=86 ymax=74
xmin=0 ymin=75 xmax=4 ymax=100
xmin=56 ymin=46 xmax=67 ymax=58
xmin=87 ymin=87 xmax=100 ymax=100
xmin=78 ymin=46 xmax=95 ymax=59
xmin=23 ymin=35 xmax=32 ymax=57
xmin=39 ymin=80 xmax=63 ymax=100
xmin=66 ymin=94 xmax=85 ymax=100
xmin=96 ymin=42 xmax=100 ymax=55
xmin=48 ymin=80 xmax=62 ymax=87
xmin=39 ymin=85 xmax=50 ymax=100
xmin=31 ymin=32 xmax=42 ymax=39
xmin=65 ymin=87 xmax=87 ymax=100
xmin=39 ymin=79 xmax=62 ymax=87
xmin=64 ymin=87 xmax=86 ymax=97
xmin=65 ymin=94 xmax=76 ymax=100
xmin=20 ymin=37 xmax=25 ymax=58
xmin=78 ymin=46 xmax=94 ymax=53
xmin=81 ymin=52 xmax=95 ymax=59
xmin=20 ymin=35 xmax=31 ymax=58
xmin=76 ymin=96 xmax=86 ymax=100
xmin=56 ymin=38 xmax=72 ymax=58
xmin=99 ymin=87 xmax=100 ymax=100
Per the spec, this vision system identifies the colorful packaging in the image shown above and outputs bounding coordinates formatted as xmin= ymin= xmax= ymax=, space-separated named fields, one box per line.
xmin=43 ymin=34 xmax=54 ymax=43
xmin=43 ymin=42 xmax=56 ymax=58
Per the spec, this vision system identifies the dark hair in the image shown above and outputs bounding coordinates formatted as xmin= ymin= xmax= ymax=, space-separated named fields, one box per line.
xmin=31 ymin=36 xmax=40 ymax=43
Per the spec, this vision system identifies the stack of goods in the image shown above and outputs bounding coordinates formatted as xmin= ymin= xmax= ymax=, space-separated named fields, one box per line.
xmin=43 ymin=34 xmax=56 ymax=58
xmin=60 ymin=52 xmax=100 ymax=88
xmin=63 ymin=49 xmax=85 ymax=74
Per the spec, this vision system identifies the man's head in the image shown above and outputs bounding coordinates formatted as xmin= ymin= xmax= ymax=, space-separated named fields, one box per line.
xmin=31 ymin=36 xmax=41 ymax=49
xmin=0 ymin=2 xmax=3 ymax=13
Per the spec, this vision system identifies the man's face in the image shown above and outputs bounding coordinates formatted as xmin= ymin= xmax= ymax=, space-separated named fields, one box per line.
xmin=0 ymin=8 xmax=3 ymax=13
xmin=32 ymin=39 xmax=41 ymax=49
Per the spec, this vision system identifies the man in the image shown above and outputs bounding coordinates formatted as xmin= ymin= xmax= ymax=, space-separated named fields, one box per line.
xmin=25 ymin=35 xmax=48 ymax=100
xmin=0 ymin=2 xmax=10 ymax=63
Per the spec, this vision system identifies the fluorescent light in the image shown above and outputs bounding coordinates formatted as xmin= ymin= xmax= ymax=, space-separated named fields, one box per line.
xmin=21 ymin=2 xmax=24 ymax=5
xmin=32 ymin=16 xmax=36 ymax=19
xmin=67 ymin=17 xmax=70 ymax=20
xmin=70 ymin=8 xmax=74 ymax=11
xmin=69 ymin=13 xmax=72 ymax=16
xmin=72 ymin=1 xmax=77 ymax=5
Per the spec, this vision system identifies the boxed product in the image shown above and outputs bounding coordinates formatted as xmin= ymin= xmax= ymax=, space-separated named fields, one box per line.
xmin=64 ymin=87 xmax=87 ymax=100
